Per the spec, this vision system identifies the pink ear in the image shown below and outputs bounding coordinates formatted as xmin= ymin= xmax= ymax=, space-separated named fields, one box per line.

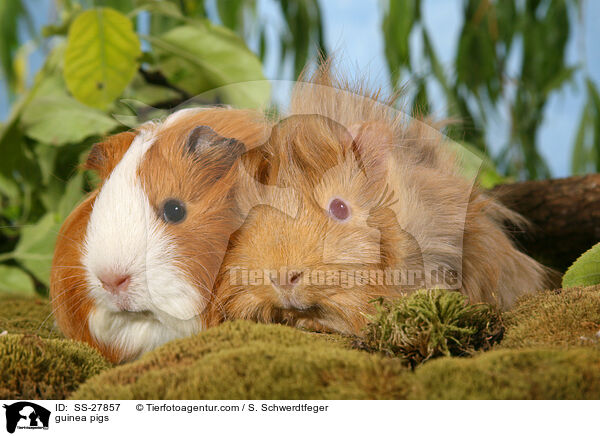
xmin=348 ymin=121 xmax=394 ymax=182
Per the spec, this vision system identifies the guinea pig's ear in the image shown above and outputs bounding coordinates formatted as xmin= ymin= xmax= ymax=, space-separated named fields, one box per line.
xmin=185 ymin=125 xmax=247 ymax=179
xmin=84 ymin=131 xmax=137 ymax=180
xmin=348 ymin=121 xmax=394 ymax=182
xmin=185 ymin=125 xmax=244 ymax=155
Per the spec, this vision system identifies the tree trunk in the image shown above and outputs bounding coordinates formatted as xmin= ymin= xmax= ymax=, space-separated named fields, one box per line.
xmin=490 ymin=174 xmax=600 ymax=272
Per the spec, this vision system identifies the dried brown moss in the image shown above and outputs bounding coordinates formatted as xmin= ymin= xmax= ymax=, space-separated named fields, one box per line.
xmin=359 ymin=290 xmax=504 ymax=367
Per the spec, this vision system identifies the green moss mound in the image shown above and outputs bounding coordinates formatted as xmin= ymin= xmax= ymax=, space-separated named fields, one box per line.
xmin=410 ymin=348 xmax=600 ymax=399
xmin=360 ymin=290 xmax=503 ymax=367
xmin=71 ymin=321 xmax=410 ymax=400
xmin=0 ymin=334 xmax=111 ymax=399
xmin=4 ymin=291 xmax=600 ymax=400
xmin=73 ymin=320 xmax=600 ymax=400
xmin=0 ymin=294 xmax=62 ymax=339
xmin=502 ymin=285 xmax=600 ymax=348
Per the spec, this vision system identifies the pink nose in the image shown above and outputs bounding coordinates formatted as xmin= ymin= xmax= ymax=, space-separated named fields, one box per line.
xmin=270 ymin=270 xmax=303 ymax=293
xmin=99 ymin=273 xmax=131 ymax=295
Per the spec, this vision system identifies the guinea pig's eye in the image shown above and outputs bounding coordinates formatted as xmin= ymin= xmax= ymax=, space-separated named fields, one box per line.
xmin=328 ymin=197 xmax=351 ymax=222
xmin=162 ymin=198 xmax=187 ymax=224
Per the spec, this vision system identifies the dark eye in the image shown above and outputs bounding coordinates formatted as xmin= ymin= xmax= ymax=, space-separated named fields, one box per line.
xmin=162 ymin=199 xmax=187 ymax=224
xmin=328 ymin=198 xmax=351 ymax=221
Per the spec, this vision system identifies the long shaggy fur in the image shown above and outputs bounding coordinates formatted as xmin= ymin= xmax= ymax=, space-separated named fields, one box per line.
xmin=212 ymin=62 xmax=556 ymax=335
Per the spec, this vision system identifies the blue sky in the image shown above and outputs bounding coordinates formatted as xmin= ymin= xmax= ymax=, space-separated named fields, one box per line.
xmin=1 ymin=0 xmax=599 ymax=177
xmin=312 ymin=0 xmax=600 ymax=178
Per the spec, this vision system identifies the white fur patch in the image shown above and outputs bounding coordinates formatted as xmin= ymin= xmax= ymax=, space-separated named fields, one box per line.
xmin=83 ymin=124 xmax=205 ymax=361
xmin=88 ymin=306 xmax=202 ymax=361
xmin=162 ymin=106 xmax=229 ymax=128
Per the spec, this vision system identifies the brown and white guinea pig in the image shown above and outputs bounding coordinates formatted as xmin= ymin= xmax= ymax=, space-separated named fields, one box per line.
xmin=50 ymin=107 xmax=270 ymax=362
xmin=210 ymin=64 xmax=557 ymax=335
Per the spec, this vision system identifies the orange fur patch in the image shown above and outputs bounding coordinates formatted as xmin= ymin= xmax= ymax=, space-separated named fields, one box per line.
xmin=50 ymin=192 xmax=123 ymax=363
xmin=212 ymin=63 xmax=555 ymax=335
xmin=138 ymin=109 xmax=273 ymax=313
xmin=51 ymin=108 xmax=272 ymax=362
xmin=84 ymin=131 xmax=137 ymax=181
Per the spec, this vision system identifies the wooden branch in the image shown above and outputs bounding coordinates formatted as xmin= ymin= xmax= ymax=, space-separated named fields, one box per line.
xmin=491 ymin=174 xmax=600 ymax=271
xmin=138 ymin=67 xmax=191 ymax=100
xmin=136 ymin=67 xmax=226 ymax=115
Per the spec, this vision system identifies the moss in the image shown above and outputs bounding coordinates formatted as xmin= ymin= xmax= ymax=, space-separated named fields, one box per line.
xmin=410 ymin=348 xmax=600 ymax=399
xmin=0 ymin=334 xmax=111 ymax=399
xmin=359 ymin=290 xmax=503 ymax=367
xmin=5 ymin=288 xmax=600 ymax=400
xmin=71 ymin=321 xmax=600 ymax=400
xmin=502 ymin=285 xmax=600 ymax=348
xmin=72 ymin=321 xmax=411 ymax=400
xmin=0 ymin=294 xmax=62 ymax=339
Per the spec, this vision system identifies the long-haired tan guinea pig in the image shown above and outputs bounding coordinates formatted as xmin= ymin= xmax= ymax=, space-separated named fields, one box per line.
xmin=211 ymin=65 xmax=557 ymax=335
xmin=50 ymin=107 xmax=270 ymax=363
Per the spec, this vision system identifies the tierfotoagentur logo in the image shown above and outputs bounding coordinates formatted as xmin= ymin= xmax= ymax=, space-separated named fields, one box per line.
xmin=2 ymin=402 xmax=50 ymax=433
xmin=228 ymin=266 xmax=460 ymax=289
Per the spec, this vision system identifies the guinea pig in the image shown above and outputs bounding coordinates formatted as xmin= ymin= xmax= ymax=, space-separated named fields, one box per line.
xmin=211 ymin=66 xmax=556 ymax=335
xmin=50 ymin=107 xmax=270 ymax=362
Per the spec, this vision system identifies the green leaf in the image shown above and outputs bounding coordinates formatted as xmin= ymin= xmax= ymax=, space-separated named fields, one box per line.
xmin=521 ymin=0 xmax=569 ymax=91
xmin=382 ymin=0 xmax=415 ymax=85
xmin=148 ymin=22 xmax=269 ymax=108
xmin=20 ymin=95 xmax=119 ymax=145
xmin=128 ymin=0 xmax=184 ymax=21
xmin=571 ymin=101 xmax=592 ymax=175
xmin=0 ymin=265 xmax=35 ymax=295
xmin=121 ymin=73 xmax=181 ymax=106
xmin=94 ymin=0 xmax=135 ymax=14
xmin=562 ymin=243 xmax=600 ymax=288
xmin=456 ymin=22 xmax=496 ymax=96
xmin=279 ymin=0 xmax=325 ymax=77
xmin=422 ymin=29 xmax=452 ymax=101
xmin=216 ymin=0 xmax=245 ymax=31
xmin=542 ymin=66 xmax=577 ymax=97
xmin=0 ymin=0 xmax=34 ymax=92
xmin=32 ymin=143 xmax=58 ymax=186
xmin=13 ymin=213 xmax=62 ymax=287
xmin=58 ymin=172 xmax=85 ymax=220
xmin=0 ymin=173 xmax=19 ymax=200
xmin=64 ymin=7 xmax=141 ymax=109
xmin=0 ymin=119 xmax=25 ymax=179
xmin=495 ymin=0 xmax=517 ymax=48
xmin=586 ymin=78 xmax=600 ymax=171
xmin=0 ymin=116 xmax=41 ymax=202
xmin=412 ymin=78 xmax=429 ymax=115
xmin=451 ymin=141 xmax=506 ymax=188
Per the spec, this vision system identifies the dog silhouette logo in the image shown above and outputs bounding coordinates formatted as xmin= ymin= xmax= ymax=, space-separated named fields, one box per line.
xmin=2 ymin=402 xmax=50 ymax=433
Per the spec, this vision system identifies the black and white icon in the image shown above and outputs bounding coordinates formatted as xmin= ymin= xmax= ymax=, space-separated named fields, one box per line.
xmin=3 ymin=402 xmax=50 ymax=434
